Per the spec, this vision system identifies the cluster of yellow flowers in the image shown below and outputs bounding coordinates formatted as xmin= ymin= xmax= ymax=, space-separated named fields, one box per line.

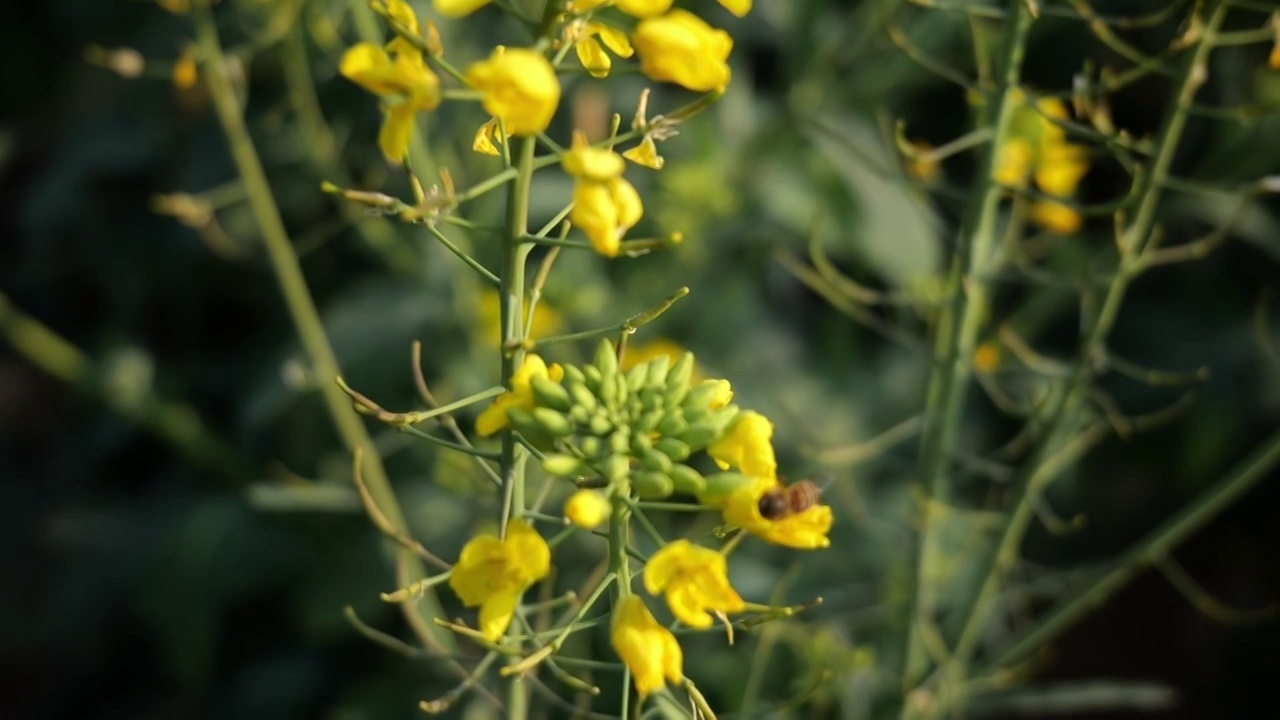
xmin=994 ymin=90 xmax=1090 ymax=235
xmin=338 ymin=0 xmax=746 ymax=258
xmin=453 ymin=344 xmax=831 ymax=697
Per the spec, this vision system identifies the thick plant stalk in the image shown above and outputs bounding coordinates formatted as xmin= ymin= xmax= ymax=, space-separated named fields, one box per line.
xmin=897 ymin=0 xmax=1035 ymax=696
xmin=191 ymin=0 xmax=453 ymax=652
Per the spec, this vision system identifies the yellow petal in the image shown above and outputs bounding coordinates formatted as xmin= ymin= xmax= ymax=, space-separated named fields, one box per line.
xmin=718 ymin=0 xmax=752 ymax=16
xmin=479 ymin=589 xmax=519 ymax=641
xmin=632 ymin=9 xmax=733 ymax=92
xmin=339 ymin=43 xmax=399 ymax=95
xmin=562 ymin=131 xmax=626 ymax=181
xmin=564 ymin=489 xmax=610 ymax=529
xmin=591 ymin=23 xmax=634 ymax=58
xmin=609 ymin=177 xmax=643 ymax=231
xmin=994 ymin=137 xmax=1033 ymax=187
xmin=505 ymin=519 xmax=551 ymax=582
xmin=449 ymin=534 xmax=507 ymax=605
xmin=466 ymin=47 xmax=561 ymax=136
xmin=572 ymin=181 xmax=621 ymax=257
xmin=476 ymin=393 xmax=516 ymax=436
xmin=377 ymin=102 xmax=417 ymax=163
xmin=642 ymin=538 xmax=690 ymax=594
xmin=707 ymin=411 xmax=776 ymax=478
xmin=385 ymin=0 xmax=421 ymax=35
xmin=575 ymin=36 xmax=612 ymax=78
xmin=622 ymin=135 xmax=665 ymax=170
xmin=1029 ymin=200 xmax=1082 ymax=235
xmin=434 ymin=0 xmax=494 ymax=17
xmin=472 ymin=117 xmax=503 ymax=156
xmin=611 ymin=595 xmax=682 ymax=696
xmin=171 ymin=46 xmax=198 ymax=90
xmin=615 ymin=0 xmax=674 ymax=17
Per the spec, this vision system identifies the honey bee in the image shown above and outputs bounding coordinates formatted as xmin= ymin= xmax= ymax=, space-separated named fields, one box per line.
xmin=757 ymin=478 xmax=823 ymax=520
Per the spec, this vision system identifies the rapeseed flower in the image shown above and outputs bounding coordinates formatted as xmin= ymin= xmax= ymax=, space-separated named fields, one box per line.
xmin=994 ymin=92 xmax=1089 ymax=234
xmin=448 ymin=519 xmax=551 ymax=641
xmin=561 ymin=131 xmax=643 ymax=257
xmin=568 ymin=21 xmax=634 ymax=78
xmin=476 ymin=354 xmax=564 ymax=436
xmin=466 ymin=47 xmax=561 ymax=136
xmin=706 ymin=411 xmax=775 ymax=478
xmin=643 ymin=540 xmax=744 ymax=628
xmin=564 ymin=489 xmax=610 ymax=529
xmin=711 ymin=475 xmax=833 ymax=549
xmin=611 ymin=595 xmax=683 ymax=696
xmin=632 ymin=10 xmax=732 ymax=92
xmin=339 ymin=40 xmax=441 ymax=162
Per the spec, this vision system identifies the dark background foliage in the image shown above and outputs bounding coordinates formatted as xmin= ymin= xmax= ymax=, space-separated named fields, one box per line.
xmin=3 ymin=1 xmax=1280 ymax=718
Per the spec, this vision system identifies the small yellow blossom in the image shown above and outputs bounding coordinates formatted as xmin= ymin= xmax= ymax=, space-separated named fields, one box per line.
xmin=993 ymin=90 xmax=1089 ymax=235
xmin=615 ymin=0 xmax=674 ymax=17
xmin=1030 ymin=200 xmax=1082 ymax=235
xmin=434 ymin=0 xmax=493 ymax=17
xmin=466 ymin=47 xmax=561 ymax=137
xmin=713 ymin=476 xmax=833 ymax=549
xmin=449 ymin=519 xmax=551 ymax=641
xmin=973 ymin=342 xmax=1001 ymax=373
xmin=611 ymin=595 xmax=683 ymax=696
xmin=476 ymin=354 xmax=565 ymax=437
xmin=572 ymin=22 xmax=634 ymax=78
xmin=564 ymin=489 xmax=610 ymax=529
xmin=473 ymin=117 xmax=503 ymax=156
xmin=622 ymin=135 xmax=665 ymax=170
xmin=562 ymin=132 xmax=643 ymax=257
xmin=706 ymin=379 xmax=733 ymax=409
xmin=717 ymin=0 xmax=752 ymax=17
xmin=643 ymin=540 xmax=744 ymax=628
xmin=707 ymin=411 xmax=776 ymax=478
xmin=339 ymin=42 xmax=442 ymax=162
xmin=632 ymin=10 xmax=733 ymax=93
xmin=994 ymin=137 xmax=1033 ymax=187
xmin=172 ymin=46 xmax=198 ymax=90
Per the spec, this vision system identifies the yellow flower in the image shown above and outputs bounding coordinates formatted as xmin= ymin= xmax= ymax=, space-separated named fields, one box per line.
xmin=973 ymin=341 xmax=1001 ymax=374
xmin=466 ymin=47 xmax=561 ymax=136
xmin=993 ymin=90 xmax=1091 ymax=235
xmin=706 ymin=379 xmax=733 ymax=409
xmin=1034 ymin=141 xmax=1089 ymax=197
xmin=562 ymin=132 xmax=643 ymax=258
xmin=994 ymin=137 xmax=1033 ymax=187
xmin=434 ymin=0 xmax=493 ymax=17
xmin=172 ymin=46 xmax=198 ymax=90
xmin=473 ymin=117 xmax=503 ymax=156
xmin=611 ymin=595 xmax=683 ymax=696
xmin=449 ymin=519 xmax=551 ymax=641
xmin=632 ymin=10 xmax=733 ymax=92
xmin=572 ymin=22 xmax=634 ymax=78
xmin=1029 ymin=200 xmax=1082 ymax=235
xmin=718 ymin=0 xmax=752 ymax=16
xmin=713 ymin=476 xmax=833 ymax=549
xmin=615 ymin=0 xmax=674 ymax=17
xmin=707 ymin=411 xmax=776 ymax=478
xmin=564 ymin=489 xmax=610 ymax=529
xmin=476 ymin=354 xmax=565 ymax=437
xmin=339 ymin=42 xmax=442 ymax=162
xmin=643 ymin=540 xmax=744 ymax=628
xmin=622 ymin=135 xmax=665 ymax=170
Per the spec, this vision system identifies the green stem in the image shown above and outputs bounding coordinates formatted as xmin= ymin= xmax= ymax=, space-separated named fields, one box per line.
xmin=898 ymin=0 xmax=1033 ymax=695
xmin=192 ymin=0 xmax=452 ymax=652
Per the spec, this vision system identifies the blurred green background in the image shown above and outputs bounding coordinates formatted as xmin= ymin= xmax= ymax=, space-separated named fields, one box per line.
xmin=3 ymin=0 xmax=1280 ymax=718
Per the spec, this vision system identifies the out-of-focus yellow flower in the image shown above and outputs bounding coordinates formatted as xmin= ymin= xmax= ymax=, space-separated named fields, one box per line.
xmin=476 ymin=290 xmax=563 ymax=346
xmin=615 ymin=0 xmax=674 ymax=17
xmin=570 ymin=21 xmax=634 ymax=78
xmin=172 ymin=46 xmax=198 ymax=90
xmin=643 ymin=540 xmax=744 ymax=628
xmin=434 ymin=0 xmax=493 ymax=17
xmin=711 ymin=476 xmax=833 ymax=549
xmin=707 ymin=411 xmax=776 ymax=478
xmin=564 ymin=489 xmax=610 ymax=529
xmin=466 ymin=47 xmax=561 ymax=136
xmin=632 ymin=10 xmax=732 ymax=93
xmin=973 ymin=342 xmax=1001 ymax=373
xmin=622 ymin=135 xmax=665 ymax=170
xmin=1270 ymin=39 xmax=1280 ymax=70
xmin=476 ymin=354 xmax=565 ymax=437
xmin=993 ymin=91 xmax=1089 ymax=235
xmin=473 ymin=117 xmax=503 ymax=156
xmin=717 ymin=0 xmax=752 ymax=17
xmin=448 ymin=519 xmax=551 ymax=641
xmin=339 ymin=42 xmax=441 ymax=162
xmin=561 ymin=132 xmax=643 ymax=257
xmin=611 ymin=595 xmax=683 ymax=696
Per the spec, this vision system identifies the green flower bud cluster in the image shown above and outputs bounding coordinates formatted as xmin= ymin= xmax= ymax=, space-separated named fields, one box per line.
xmin=531 ymin=340 xmax=739 ymax=499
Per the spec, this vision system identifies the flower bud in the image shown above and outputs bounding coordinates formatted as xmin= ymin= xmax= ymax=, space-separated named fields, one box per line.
xmin=532 ymin=407 xmax=574 ymax=437
xmin=654 ymin=437 xmax=690 ymax=462
xmin=667 ymin=464 xmax=705 ymax=495
xmin=698 ymin=472 xmax=754 ymax=504
xmin=632 ymin=471 xmax=674 ymax=499
xmin=564 ymin=489 xmax=610 ymax=529
xmin=531 ymin=375 xmax=572 ymax=412
xmin=543 ymin=453 xmax=585 ymax=478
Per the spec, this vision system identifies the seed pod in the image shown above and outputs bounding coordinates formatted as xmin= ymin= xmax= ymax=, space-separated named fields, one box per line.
xmin=640 ymin=447 xmax=672 ymax=473
xmin=542 ymin=453 xmax=584 ymax=477
xmin=631 ymin=471 xmax=674 ymax=499
xmin=533 ymin=407 xmax=574 ymax=437
xmin=588 ymin=414 xmax=613 ymax=437
xmin=531 ymin=375 xmax=572 ymax=412
xmin=664 ymin=352 xmax=695 ymax=404
xmin=645 ymin=355 xmax=671 ymax=389
xmin=678 ymin=422 xmax=719 ymax=449
xmin=609 ymin=429 xmax=631 ymax=455
xmin=593 ymin=339 xmax=619 ymax=381
xmin=657 ymin=412 xmax=687 ymax=437
xmin=567 ymin=380 xmax=597 ymax=413
xmin=654 ymin=437 xmax=691 ymax=462
xmin=625 ymin=362 xmax=648 ymax=394
xmin=668 ymin=463 xmax=706 ymax=495
xmin=636 ymin=408 xmax=665 ymax=434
